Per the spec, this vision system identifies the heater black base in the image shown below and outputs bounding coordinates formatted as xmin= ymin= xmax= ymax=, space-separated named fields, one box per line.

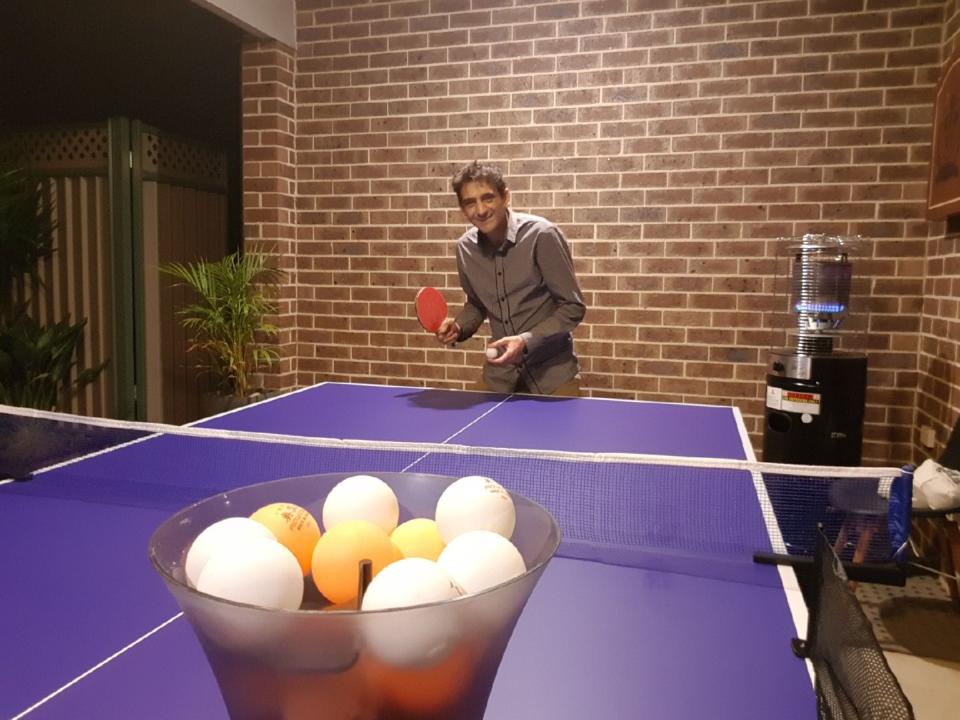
xmin=763 ymin=351 xmax=867 ymax=467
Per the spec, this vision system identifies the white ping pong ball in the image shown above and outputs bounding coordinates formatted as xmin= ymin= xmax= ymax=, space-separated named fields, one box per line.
xmin=361 ymin=557 xmax=463 ymax=611
xmin=485 ymin=347 xmax=499 ymax=360
xmin=185 ymin=517 xmax=276 ymax=588
xmin=361 ymin=558 xmax=464 ymax=668
xmin=437 ymin=530 xmax=526 ymax=595
xmin=322 ymin=474 xmax=399 ymax=534
xmin=196 ymin=535 xmax=303 ymax=610
xmin=435 ymin=475 xmax=516 ymax=543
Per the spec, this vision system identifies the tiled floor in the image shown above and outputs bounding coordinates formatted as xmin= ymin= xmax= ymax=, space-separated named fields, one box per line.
xmin=857 ymin=576 xmax=960 ymax=719
xmin=886 ymin=652 xmax=960 ymax=719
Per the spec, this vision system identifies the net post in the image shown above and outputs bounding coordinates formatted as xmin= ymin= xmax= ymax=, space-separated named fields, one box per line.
xmin=887 ymin=464 xmax=914 ymax=566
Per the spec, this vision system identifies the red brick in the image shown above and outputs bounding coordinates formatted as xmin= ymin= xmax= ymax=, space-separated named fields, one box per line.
xmin=235 ymin=4 xmax=948 ymax=461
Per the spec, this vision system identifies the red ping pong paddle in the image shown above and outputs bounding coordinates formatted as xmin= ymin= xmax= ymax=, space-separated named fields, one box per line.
xmin=415 ymin=287 xmax=448 ymax=334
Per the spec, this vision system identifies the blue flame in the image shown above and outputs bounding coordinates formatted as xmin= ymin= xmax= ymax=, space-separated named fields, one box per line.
xmin=795 ymin=302 xmax=845 ymax=313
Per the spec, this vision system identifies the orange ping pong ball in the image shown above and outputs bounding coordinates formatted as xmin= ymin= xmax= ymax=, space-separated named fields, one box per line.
xmin=368 ymin=642 xmax=476 ymax=716
xmin=250 ymin=503 xmax=321 ymax=576
xmin=391 ymin=518 xmax=445 ymax=561
xmin=311 ymin=520 xmax=401 ymax=605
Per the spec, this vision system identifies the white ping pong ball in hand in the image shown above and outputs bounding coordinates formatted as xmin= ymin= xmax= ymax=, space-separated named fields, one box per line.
xmin=196 ymin=535 xmax=304 ymax=610
xmin=437 ymin=530 xmax=525 ymax=595
xmin=323 ymin=474 xmax=399 ymax=534
xmin=185 ymin=517 xmax=276 ymax=588
xmin=485 ymin=346 xmax=500 ymax=360
xmin=435 ymin=475 xmax=516 ymax=543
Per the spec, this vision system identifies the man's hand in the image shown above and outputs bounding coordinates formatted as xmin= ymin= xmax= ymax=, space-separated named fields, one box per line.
xmin=436 ymin=318 xmax=460 ymax=346
xmin=486 ymin=335 xmax=526 ymax=365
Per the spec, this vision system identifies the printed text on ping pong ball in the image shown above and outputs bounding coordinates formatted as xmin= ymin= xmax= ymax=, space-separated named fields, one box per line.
xmin=311 ymin=520 xmax=401 ymax=604
xmin=361 ymin=558 xmax=464 ymax=667
xmin=322 ymin=474 xmax=399 ymax=534
xmin=250 ymin=502 xmax=321 ymax=576
xmin=437 ymin=530 xmax=526 ymax=594
xmin=185 ymin=516 xmax=275 ymax=587
xmin=196 ymin=535 xmax=303 ymax=610
xmin=391 ymin=518 xmax=446 ymax=561
xmin=435 ymin=475 xmax=516 ymax=543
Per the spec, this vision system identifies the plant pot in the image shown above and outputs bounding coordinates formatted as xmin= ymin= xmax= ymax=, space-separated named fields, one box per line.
xmin=199 ymin=388 xmax=278 ymax=419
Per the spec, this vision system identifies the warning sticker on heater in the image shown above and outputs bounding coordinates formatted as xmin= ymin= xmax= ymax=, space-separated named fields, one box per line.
xmin=766 ymin=386 xmax=821 ymax=415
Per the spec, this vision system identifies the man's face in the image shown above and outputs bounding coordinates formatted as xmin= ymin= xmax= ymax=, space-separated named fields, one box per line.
xmin=458 ymin=180 xmax=510 ymax=239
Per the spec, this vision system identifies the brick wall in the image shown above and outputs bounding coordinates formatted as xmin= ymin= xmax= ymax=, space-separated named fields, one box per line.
xmin=915 ymin=0 xmax=960 ymax=461
xmin=242 ymin=40 xmax=300 ymax=392
xmin=245 ymin=0 xmax=952 ymax=464
xmin=908 ymin=0 xmax=960 ymax=591
xmin=946 ymin=0 xmax=960 ymax=56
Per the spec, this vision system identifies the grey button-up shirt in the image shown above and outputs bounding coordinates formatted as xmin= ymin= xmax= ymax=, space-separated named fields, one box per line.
xmin=454 ymin=210 xmax=586 ymax=394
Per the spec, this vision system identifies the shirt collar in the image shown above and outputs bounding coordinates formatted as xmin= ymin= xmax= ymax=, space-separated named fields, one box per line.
xmin=505 ymin=209 xmax=520 ymax=244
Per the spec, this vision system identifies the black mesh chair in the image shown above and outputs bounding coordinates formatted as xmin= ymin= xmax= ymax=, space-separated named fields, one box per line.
xmin=793 ymin=528 xmax=915 ymax=720
xmin=824 ymin=417 xmax=960 ymax=599
xmin=754 ymin=467 xmax=914 ymax=587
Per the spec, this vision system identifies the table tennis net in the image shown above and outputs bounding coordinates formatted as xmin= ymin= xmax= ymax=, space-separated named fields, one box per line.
xmin=797 ymin=530 xmax=915 ymax=720
xmin=1 ymin=404 xmax=910 ymax=586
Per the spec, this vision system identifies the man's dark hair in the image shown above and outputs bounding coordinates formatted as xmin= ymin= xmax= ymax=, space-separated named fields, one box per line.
xmin=451 ymin=161 xmax=507 ymax=202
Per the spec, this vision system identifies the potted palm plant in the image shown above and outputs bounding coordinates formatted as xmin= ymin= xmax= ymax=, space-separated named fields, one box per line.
xmin=160 ymin=250 xmax=282 ymax=411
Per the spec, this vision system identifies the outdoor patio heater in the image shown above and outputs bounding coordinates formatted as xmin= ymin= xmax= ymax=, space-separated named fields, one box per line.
xmin=763 ymin=234 xmax=869 ymax=466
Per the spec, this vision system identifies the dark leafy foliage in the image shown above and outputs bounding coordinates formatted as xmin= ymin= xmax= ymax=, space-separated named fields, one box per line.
xmin=0 ymin=165 xmax=55 ymax=314
xmin=0 ymin=310 xmax=106 ymax=408
xmin=0 ymin=161 xmax=105 ymax=409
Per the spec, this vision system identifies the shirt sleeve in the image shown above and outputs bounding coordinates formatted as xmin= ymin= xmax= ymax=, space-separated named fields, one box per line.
xmin=521 ymin=226 xmax=586 ymax=355
xmin=454 ymin=245 xmax=487 ymax=341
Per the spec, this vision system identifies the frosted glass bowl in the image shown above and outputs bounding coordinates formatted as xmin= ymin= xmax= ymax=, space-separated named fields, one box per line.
xmin=149 ymin=471 xmax=561 ymax=720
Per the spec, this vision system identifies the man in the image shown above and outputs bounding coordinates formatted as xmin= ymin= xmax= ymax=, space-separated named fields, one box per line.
xmin=436 ymin=161 xmax=586 ymax=396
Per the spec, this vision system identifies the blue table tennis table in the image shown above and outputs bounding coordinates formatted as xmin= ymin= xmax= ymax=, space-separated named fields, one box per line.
xmin=1 ymin=382 xmax=816 ymax=719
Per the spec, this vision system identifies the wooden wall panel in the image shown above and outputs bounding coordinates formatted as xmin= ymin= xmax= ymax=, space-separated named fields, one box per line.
xmin=37 ymin=175 xmax=113 ymax=416
xmin=149 ymin=181 xmax=228 ymax=423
